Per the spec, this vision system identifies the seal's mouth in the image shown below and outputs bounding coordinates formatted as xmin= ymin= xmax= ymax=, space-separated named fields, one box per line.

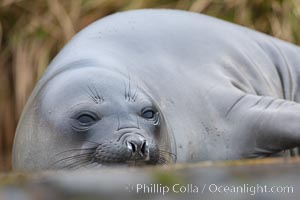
xmin=50 ymin=142 xmax=173 ymax=170
xmin=50 ymin=128 xmax=175 ymax=170
xmin=91 ymin=130 xmax=158 ymax=166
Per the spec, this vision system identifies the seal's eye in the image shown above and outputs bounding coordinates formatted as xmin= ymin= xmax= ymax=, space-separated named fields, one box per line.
xmin=142 ymin=108 xmax=155 ymax=119
xmin=77 ymin=114 xmax=96 ymax=124
xmin=75 ymin=112 xmax=99 ymax=126
xmin=71 ymin=111 xmax=100 ymax=132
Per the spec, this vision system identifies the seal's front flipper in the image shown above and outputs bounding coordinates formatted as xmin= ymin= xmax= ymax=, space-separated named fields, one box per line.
xmin=226 ymin=94 xmax=300 ymax=157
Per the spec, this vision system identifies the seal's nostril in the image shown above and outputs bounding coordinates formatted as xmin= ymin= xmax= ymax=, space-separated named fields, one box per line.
xmin=127 ymin=141 xmax=136 ymax=154
xmin=130 ymin=142 xmax=136 ymax=153
xmin=141 ymin=141 xmax=146 ymax=155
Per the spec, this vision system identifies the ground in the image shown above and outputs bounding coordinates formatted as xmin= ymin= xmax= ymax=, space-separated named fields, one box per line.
xmin=1 ymin=157 xmax=299 ymax=200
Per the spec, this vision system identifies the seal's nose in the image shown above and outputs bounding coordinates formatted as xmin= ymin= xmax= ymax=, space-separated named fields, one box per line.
xmin=126 ymin=136 xmax=149 ymax=161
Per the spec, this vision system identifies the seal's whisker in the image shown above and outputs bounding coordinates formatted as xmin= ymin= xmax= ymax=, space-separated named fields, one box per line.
xmin=132 ymin=83 xmax=139 ymax=102
xmin=157 ymin=158 xmax=168 ymax=166
xmin=156 ymin=143 xmax=171 ymax=147
xmin=53 ymin=148 xmax=97 ymax=157
xmin=159 ymin=156 xmax=169 ymax=163
xmin=49 ymin=152 xmax=95 ymax=168
xmin=159 ymin=150 xmax=177 ymax=159
xmin=158 ymin=152 xmax=177 ymax=162
xmin=159 ymin=151 xmax=175 ymax=157
xmin=92 ymin=84 xmax=104 ymax=102
xmin=157 ymin=146 xmax=171 ymax=150
xmin=73 ymin=159 xmax=96 ymax=169
xmin=86 ymin=84 xmax=104 ymax=104
xmin=159 ymin=152 xmax=176 ymax=160
xmin=118 ymin=115 xmax=120 ymax=130
xmin=52 ymin=152 xmax=94 ymax=165
xmin=69 ymin=159 xmax=94 ymax=170
xmin=83 ymin=140 xmax=102 ymax=145
xmin=61 ymin=158 xmax=93 ymax=170
xmin=87 ymin=85 xmax=98 ymax=104
xmin=123 ymin=80 xmax=127 ymax=100
xmin=128 ymin=74 xmax=132 ymax=101
xmin=159 ymin=153 xmax=175 ymax=162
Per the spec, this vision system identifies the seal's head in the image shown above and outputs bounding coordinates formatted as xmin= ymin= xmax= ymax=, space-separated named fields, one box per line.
xmin=13 ymin=66 xmax=175 ymax=170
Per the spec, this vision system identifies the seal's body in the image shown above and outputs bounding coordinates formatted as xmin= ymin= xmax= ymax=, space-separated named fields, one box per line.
xmin=13 ymin=9 xmax=300 ymax=170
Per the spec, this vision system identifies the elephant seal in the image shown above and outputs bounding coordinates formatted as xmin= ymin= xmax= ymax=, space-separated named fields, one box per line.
xmin=12 ymin=9 xmax=300 ymax=171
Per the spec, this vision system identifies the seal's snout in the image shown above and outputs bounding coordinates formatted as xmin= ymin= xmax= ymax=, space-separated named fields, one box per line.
xmin=126 ymin=136 xmax=150 ymax=161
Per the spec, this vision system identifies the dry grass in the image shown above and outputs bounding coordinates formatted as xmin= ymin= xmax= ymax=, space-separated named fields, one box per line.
xmin=1 ymin=0 xmax=300 ymax=171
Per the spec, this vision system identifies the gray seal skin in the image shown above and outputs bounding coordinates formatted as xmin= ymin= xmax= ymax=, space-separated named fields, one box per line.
xmin=13 ymin=9 xmax=300 ymax=171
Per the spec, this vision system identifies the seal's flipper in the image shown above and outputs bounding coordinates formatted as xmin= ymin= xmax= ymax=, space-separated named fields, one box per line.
xmin=226 ymin=94 xmax=300 ymax=157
